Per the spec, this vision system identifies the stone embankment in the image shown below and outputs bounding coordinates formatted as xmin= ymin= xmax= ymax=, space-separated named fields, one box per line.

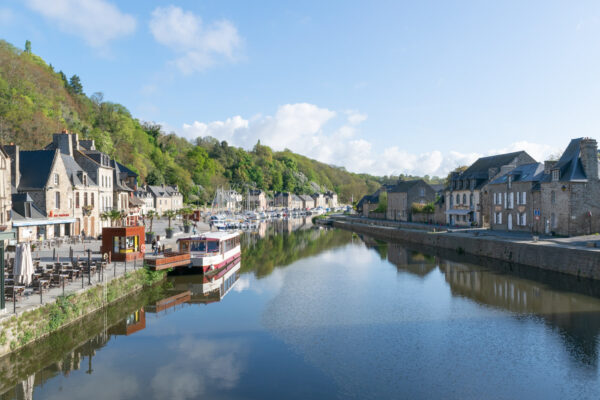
xmin=333 ymin=217 xmax=600 ymax=280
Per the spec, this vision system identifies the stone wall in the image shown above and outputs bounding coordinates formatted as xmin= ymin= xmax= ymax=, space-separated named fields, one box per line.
xmin=333 ymin=219 xmax=600 ymax=280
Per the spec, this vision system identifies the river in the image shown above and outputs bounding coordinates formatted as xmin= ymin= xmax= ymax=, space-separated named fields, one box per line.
xmin=2 ymin=224 xmax=600 ymax=399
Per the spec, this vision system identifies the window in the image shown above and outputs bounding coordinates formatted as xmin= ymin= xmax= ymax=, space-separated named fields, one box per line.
xmin=552 ymin=170 xmax=559 ymax=181
xmin=462 ymin=194 xmax=466 ymax=204
xmin=517 ymin=192 xmax=521 ymax=205
xmin=508 ymin=192 xmax=514 ymax=209
xmin=419 ymin=188 xmax=425 ymax=197
xmin=551 ymin=191 xmax=556 ymax=205
xmin=522 ymin=192 xmax=526 ymax=205
xmin=53 ymin=173 xmax=59 ymax=185
xmin=551 ymin=213 xmax=557 ymax=229
xmin=76 ymin=192 xmax=80 ymax=208
xmin=91 ymin=193 xmax=95 ymax=206
xmin=55 ymin=192 xmax=60 ymax=209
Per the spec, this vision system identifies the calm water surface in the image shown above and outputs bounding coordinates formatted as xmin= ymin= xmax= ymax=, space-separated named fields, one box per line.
xmin=3 ymin=225 xmax=600 ymax=399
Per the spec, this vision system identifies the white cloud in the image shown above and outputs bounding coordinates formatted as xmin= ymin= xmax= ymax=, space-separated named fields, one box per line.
xmin=25 ymin=0 xmax=136 ymax=48
xmin=180 ymin=103 xmax=560 ymax=178
xmin=149 ymin=6 xmax=241 ymax=74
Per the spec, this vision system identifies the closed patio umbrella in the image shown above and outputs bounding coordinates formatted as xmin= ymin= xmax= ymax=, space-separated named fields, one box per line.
xmin=13 ymin=244 xmax=23 ymax=284
xmin=22 ymin=243 xmax=33 ymax=286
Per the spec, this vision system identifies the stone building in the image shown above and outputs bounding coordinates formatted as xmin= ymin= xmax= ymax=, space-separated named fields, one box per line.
xmin=540 ymin=138 xmax=600 ymax=236
xmin=299 ymin=194 xmax=315 ymax=209
xmin=445 ymin=151 xmax=535 ymax=227
xmin=487 ymin=163 xmax=545 ymax=233
xmin=148 ymin=185 xmax=173 ymax=214
xmin=311 ymin=193 xmax=326 ymax=208
xmin=133 ymin=188 xmax=155 ymax=215
xmin=357 ymin=185 xmax=394 ymax=217
xmin=248 ymin=189 xmax=267 ymax=211
xmin=274 ymin=192 xmax=292 ymax=208
xmin=386 ymin=179 xmax=436 ymax=222
xmin=324 ymin=191 xmax=338 ymax=208
xmin=9 ymin=148 xmax=75 ymax=239
xmin=0 ymin=147 xmax=12 ymax=231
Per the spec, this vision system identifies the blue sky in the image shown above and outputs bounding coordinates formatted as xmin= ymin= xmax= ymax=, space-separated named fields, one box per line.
xmin=1 ymin=0 xmax=599 ymax=177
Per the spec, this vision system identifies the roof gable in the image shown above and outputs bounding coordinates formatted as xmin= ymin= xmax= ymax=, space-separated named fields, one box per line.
xmin=18 ymin=150 xmax=57 ymax=189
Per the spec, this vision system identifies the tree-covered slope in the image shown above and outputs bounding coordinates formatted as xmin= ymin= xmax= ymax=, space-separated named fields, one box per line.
xmin=0 ymin=39 xmax=435 ymax=203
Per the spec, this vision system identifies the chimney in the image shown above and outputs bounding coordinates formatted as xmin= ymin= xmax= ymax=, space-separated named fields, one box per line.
xmin=3 ymin=144 xmax=19 ymax=189
xmin=53 ymin=132 xmax=73 ymax=156
xmin=544 ymin=160 xmax=557 ymax=175
xmin=580 ymin=138 xmax=598 ymax=180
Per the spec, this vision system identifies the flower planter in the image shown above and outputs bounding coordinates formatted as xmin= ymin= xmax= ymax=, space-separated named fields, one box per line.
xmin=145 ymin=232 xmax=155 ymax=243
xmin=183 ymin=225 xmax=191 ymax=233
xmin=165 ymin=228 xmax=174 ymax=239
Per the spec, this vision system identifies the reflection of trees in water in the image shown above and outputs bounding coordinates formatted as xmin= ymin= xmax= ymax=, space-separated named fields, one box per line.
xmin=0 ymin=286 xmax=166 ymax=399
xmin=241 ymin=227 xmax=353 ymax=278
xmin=381 ymin=238 xmax=600 ymax=370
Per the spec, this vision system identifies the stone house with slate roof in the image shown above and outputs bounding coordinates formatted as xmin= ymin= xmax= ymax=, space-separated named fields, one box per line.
xmin=445 ymin=151 xmax=535 ymax=227
xmin=291 ymin=194 xmax=303 ymax=209
xmin=324 ymin=191 xmax=338 ymax=208
xmin=299 ymin=194 xmax=315 ymax=209
xmin=487 ymin=162 xmax=546 ymax=233
xmin=386 ymin=179 xmax=436 ymax=222
xmin=540 ymin=138 xmax=600 ymax=236
xmin=148 ymin=185 xmax=172 ymax=215
xmin=248 ymin=189 xmax=267 ymax=211
xmin=164 ymin=185 xmax=183 ymax=210
xmin=357 ymin=184 xmax=395 ymax=217
xmin=4 ymin=146 xmax=75 ymax=239
xmin=311 ymin=193 xmax=326 ymax=208
xmin=274 ymin=192 xmax=291 ymax=208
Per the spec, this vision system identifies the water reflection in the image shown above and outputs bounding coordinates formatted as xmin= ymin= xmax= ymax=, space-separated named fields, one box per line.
xmin=383 ymin=240 xmax=600 ymax=370
xmin=4 ymin=227 xmax=600 ymax=399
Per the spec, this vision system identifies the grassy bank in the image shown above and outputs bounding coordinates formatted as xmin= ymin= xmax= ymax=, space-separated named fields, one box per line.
xmin=0 ymin=267 xmax=166 ymax=357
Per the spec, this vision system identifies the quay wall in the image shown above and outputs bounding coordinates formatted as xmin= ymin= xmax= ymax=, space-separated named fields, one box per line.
xmin=0 ymin=267 xmax=166 ymax=358
xmin=333 ymin=219 xmax=600 ymax=280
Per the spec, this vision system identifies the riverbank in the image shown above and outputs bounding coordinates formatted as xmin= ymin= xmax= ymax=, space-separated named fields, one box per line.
xmin=0 ymin=267 xmax=166 ymax=358
xmin=332 ymin=216 xmax=600 ymax=280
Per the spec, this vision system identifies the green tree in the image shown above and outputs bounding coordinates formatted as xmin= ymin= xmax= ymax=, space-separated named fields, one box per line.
xmin=24 ymin=40 xmax=31 ymax=54
xmin=69 ymin=75 xmax=83 ymax=94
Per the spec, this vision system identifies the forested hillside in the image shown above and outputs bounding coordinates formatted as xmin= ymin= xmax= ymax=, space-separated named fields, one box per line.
xmin=0 ymin=39 xmax=437 ymax=203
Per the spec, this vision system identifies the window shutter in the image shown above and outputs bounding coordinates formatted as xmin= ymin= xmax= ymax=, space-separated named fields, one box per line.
xmin=522 ymin=192 xmax=526 ymax=204
xmin=523 ymin=213 xmax=526 ymax=226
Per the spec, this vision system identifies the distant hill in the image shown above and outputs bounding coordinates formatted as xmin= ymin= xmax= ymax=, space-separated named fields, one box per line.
xmin=0 ymin=39 xmax=440 ymax=203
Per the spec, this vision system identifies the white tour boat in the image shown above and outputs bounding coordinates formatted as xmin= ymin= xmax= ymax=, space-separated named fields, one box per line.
xmin=177 ymin=231 xmax=241 ymax=273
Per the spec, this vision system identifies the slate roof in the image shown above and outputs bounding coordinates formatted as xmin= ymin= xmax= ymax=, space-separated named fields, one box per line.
xmin=11 ymin=193 xmax=47 ymax=220
xmin=112 ymin=162 xmax=133 ymax=192
xmin=552 ymin=138 xmax=589 ymax=182
xmin=18 ymin=150 xmax=56 ymax=190
xmin=299 ymin=194 xmax=314 ymax=202
xmin=489 ymin=163 xmax=546 ymax=185
xmin=459 ymin=151 xmax=529 ymax=180
xmin=148 ymin=185 xmax=169 ymax=197
xmin=390 ymin=179 xmax=423 ymax=193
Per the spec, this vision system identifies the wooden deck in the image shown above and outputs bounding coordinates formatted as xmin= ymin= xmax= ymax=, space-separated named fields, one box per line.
xmin=145 ymin=252 xmax=191 ymax=270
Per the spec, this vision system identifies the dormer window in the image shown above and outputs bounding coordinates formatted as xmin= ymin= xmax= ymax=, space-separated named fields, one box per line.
xmin=552 ymin=169 xmax=559 ymax=181
xmin=24 ymin=202 xmax=31 ymax=218
xmin=83 ymin=174 xmax=87 ymax=186
xmin=53 ymin=173 xmax=59 ymax=185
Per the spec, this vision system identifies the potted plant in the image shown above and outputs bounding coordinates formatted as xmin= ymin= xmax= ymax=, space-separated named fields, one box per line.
xmin=179 ymin=207 xmax=193 ymax=233
xmin=164 ymin=210 xmax=176 ymax=238
xmin=145 ymin=210 xmax=158 ymax=242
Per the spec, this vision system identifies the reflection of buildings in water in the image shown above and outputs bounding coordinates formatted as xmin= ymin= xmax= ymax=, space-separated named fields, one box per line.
xmin=108 ymin=308 xmax=146 ymax=336
xmin=386 ymin=243 xmax=437 ymax=277
xmin=440 ymin=260 xmax=600 ymax=368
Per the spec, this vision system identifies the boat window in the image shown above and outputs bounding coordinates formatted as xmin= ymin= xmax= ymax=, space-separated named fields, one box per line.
xmin=191 ymin=240 xmax=207 ymax=252
xmin=207 ymin=241 xmax=219 ymax=252
xmin=180 ymin=241 xmax=189 ymax=252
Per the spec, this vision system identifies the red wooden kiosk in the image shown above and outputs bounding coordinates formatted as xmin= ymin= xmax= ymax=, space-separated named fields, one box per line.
xmin=100 ymin=226 xmax=145 ymax=262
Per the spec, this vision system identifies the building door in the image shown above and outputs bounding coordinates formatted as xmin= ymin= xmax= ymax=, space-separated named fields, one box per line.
xmin=508 ymin=214 xmax=513 ymax=230
xmin=91 ymin=217 xmax=96 ymax=238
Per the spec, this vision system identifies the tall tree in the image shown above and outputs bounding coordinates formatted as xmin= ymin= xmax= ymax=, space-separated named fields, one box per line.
xmin=69 ymin=75 xmax=83 ymax=94
xmin=24 ymin=40 xmax=31 ymax=54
